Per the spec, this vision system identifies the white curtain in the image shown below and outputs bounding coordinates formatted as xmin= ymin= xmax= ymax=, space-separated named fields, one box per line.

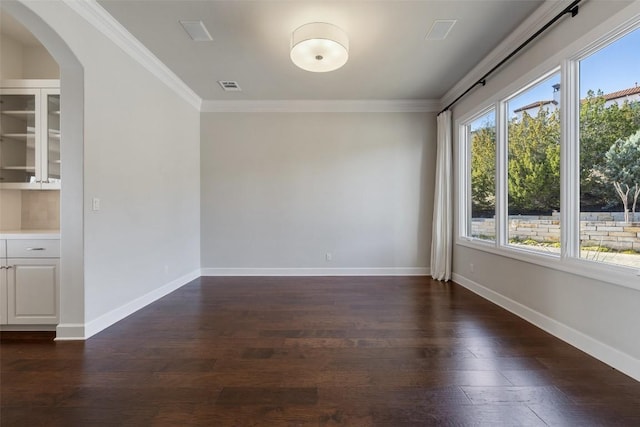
xmin=430 ymin=110 xmax=452 ymax=281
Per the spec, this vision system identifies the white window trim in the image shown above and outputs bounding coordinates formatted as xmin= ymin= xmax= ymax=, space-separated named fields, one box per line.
xmin=500 ymin=67 xmax=561 ymax=256
xmin=496 ymin=94 xmax=508 ymax=249
xmin=561 ymin=58 xmax=580 ymax=260
xmin=456 ymin=2 xmax=640 ymax=293
xmin=458 ymin=106 xmax=497 ymax=243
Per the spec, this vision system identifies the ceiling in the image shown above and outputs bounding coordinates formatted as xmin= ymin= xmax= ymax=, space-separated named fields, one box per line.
xmin=96 ymin=0 xmax=544 ymax=101
xmin=2 ymin=1 xmax=545 ymax=102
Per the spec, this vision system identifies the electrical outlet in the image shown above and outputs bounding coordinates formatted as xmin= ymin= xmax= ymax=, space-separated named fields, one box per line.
xmin=325 ymin=252 xmax=333 ymax=262
xmin=92 ymin=197 xmax=100 ymax=211
xmin=470 ymin=263 xmax=475 ymax=273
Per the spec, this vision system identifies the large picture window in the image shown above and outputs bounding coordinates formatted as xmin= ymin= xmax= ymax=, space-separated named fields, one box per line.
xmin=459 ymin=19 xmax=640 ymax=284
xmin=506 ymin=72 xmax=561 ymax=255
xmin=467 ymin=109 xmax=496 ymax=242
xmin=578 ymin=27 xmax=640 ymax=268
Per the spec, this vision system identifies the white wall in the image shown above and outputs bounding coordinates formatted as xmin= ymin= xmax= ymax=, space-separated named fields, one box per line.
xmin=0 ymin=190 xmax=21 ymax=230
xmin=22 ymin=45 xmax=59 ymax=79
xmin=201 ymin=112 xmax=435 ymax=274
xmin=0 ymin=34 xmax=59 ymax=79
xmin=452 ymin=0 xmax=640 ymax=380
xmin=0 ymin=34 xmax=23 ymax=78
xmin=7 ymin=0 xmax=201 ymax=337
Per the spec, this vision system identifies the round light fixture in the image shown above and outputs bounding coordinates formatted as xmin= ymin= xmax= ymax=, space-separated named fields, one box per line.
xmin=290 ymin=22 xmax=349 ymax=73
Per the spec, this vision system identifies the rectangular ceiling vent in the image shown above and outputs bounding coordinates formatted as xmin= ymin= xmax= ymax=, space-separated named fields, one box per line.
xmin=218 ymin=81 xmax=242 ymax=92
xmin=179 ymin=20 xmax=213 ymax=41
xmin=425 ymin=19 xmax=457 ymax=41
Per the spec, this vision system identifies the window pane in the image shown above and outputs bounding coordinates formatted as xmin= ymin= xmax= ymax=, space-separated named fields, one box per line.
xmin=579 ymin=27 xmax=640 ymax=268
xmin=506 ymin=73 xmax=561 ymax=254
xmin=469 ymin=110 xmax=496 ymax=241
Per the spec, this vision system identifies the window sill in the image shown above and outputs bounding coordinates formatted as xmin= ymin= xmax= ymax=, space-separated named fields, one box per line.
xmin=456 ymin=237 xmax=640 ymax=292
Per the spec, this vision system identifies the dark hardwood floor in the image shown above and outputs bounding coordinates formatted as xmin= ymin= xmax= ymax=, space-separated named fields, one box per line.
xmin=2 ymin=276 xmax=639 ymax=426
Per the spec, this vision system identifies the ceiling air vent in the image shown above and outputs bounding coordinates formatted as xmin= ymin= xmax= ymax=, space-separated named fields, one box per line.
xmin=425 ymin=20 xmax=457 ymax=41
xmin=179 ymin=20 xmax=213 ymax=41
xmin=218 ymin=81 xmax=242 ymax=92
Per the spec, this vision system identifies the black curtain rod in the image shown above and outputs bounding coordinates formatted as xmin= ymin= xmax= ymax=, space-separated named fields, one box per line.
xmin=438 ymin=0 xmax=583 ymax=115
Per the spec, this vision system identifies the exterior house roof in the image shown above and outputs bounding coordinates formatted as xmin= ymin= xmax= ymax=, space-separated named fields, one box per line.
xmin=513 ymin=100 xmax=557 ymax=113
xmin=514 ymin=85 xmax=640 ymax=114
xmin=602 ymin=85 xmax=640 ymax=101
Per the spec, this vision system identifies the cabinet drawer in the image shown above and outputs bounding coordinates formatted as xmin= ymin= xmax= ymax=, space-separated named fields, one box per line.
xmin=7 ymin=239 xmax=60 ymax=258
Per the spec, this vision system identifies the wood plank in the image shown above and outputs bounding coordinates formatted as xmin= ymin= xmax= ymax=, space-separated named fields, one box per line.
xmin=1 ymin=276 xmax=639 ymax=425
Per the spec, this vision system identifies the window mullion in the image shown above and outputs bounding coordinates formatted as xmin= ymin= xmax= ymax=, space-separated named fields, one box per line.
xmin=496 ymin=101 xmax=508 ymax=248
xmin=461 ymin=123 xmax=472 ymax=238
xmin=561 ymin=59 xmax=580 ymax=259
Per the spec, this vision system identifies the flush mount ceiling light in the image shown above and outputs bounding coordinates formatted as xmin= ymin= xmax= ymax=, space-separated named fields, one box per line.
xmin=290 ymin=22 xmax=349 ymax=72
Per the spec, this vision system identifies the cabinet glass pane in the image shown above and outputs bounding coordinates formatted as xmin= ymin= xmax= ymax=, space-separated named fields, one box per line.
xmin=0 ymin=94 xmax=37 ymax=184
xmin=47 ymin=94 xmax=60 ymax=182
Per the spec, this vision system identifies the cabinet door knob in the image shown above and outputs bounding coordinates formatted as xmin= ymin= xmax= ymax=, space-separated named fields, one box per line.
xmin=26 ymin=247 xmax=46 ymax=251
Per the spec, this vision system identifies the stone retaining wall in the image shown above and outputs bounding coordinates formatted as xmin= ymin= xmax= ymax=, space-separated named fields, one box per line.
xmin=471 ymin=213 xmax=640 ymax=251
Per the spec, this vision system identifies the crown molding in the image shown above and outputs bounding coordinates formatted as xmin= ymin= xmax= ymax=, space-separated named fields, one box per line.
xmin=200 ymin=99 xmax=441 ymax=113
xmin=62 ymin=0 xmax=202 ymax=110
xmin=440 ymin=0 xmax=573 ymax=111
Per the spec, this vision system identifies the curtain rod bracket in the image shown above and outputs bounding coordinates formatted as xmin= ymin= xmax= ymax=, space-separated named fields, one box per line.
xmin=569 ymin=5 xmax=579 ymax=17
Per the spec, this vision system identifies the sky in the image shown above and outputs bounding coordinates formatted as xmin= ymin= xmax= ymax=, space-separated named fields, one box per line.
xmin=469 ymin=26 xmax=639 ymax=130
xmin=580 ymin=26 xmax=640 ymax=97
xmin=509 ymin=28 xmax=640 ymax=116
xmin=504 ymin=26 xmax=639 ymax=118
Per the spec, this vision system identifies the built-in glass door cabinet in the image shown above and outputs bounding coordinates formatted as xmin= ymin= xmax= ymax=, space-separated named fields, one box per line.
xmin=0 ymin=81 xmax=61 ymax=190
xmin=45 ymin=90 xmax=61 ymax=186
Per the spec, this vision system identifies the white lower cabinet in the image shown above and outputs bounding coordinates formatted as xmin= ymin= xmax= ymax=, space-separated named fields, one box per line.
xmin=6 ymin=258 xmax=59 ymax=324
xmin=0 ymin=238 xmax=60 ymax=326
xmin=0 ymin=258 xmax=7 ymax=324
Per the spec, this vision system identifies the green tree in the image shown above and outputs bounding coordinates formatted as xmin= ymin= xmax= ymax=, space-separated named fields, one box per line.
xmin=508 ymin=107 xmax=561 ymax=213
xmin=470 ymin=90 xmax=640 ymax=216
xmin=604 ymin=130 xmax=640 ymax=222
xmin=471 ymin=125 xmax=496 ymax=215
xmin=580 ymin=91 xmax=640 ymax=210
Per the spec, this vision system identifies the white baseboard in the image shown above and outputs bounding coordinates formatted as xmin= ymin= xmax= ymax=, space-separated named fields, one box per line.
xmin=200 ymin=267 xmax=430 ymax=276
xmin=452 ymin=273 xmax=640 ymax=382
xmin=60 ymin=269 xmax=200 ymax=341
xmin=55 ymin=323 xmax=86 ymax=340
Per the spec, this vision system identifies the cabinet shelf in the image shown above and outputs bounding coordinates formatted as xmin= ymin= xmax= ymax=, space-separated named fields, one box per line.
xmin=1 ymin=133 xmax=35 ymax=140
xmin=1 ymin=166 xmax=36 ymax=171
xmin=1 ymin=110 xmax=36 ymax=117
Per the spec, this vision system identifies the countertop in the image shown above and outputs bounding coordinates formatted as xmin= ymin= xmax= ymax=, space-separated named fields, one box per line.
xmin=0 ymin=230 xmax=61 ymax=239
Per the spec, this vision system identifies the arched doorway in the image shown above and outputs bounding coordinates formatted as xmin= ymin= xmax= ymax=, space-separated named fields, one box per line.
xmin=2 ymin=1 xmax=85 ymax=338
